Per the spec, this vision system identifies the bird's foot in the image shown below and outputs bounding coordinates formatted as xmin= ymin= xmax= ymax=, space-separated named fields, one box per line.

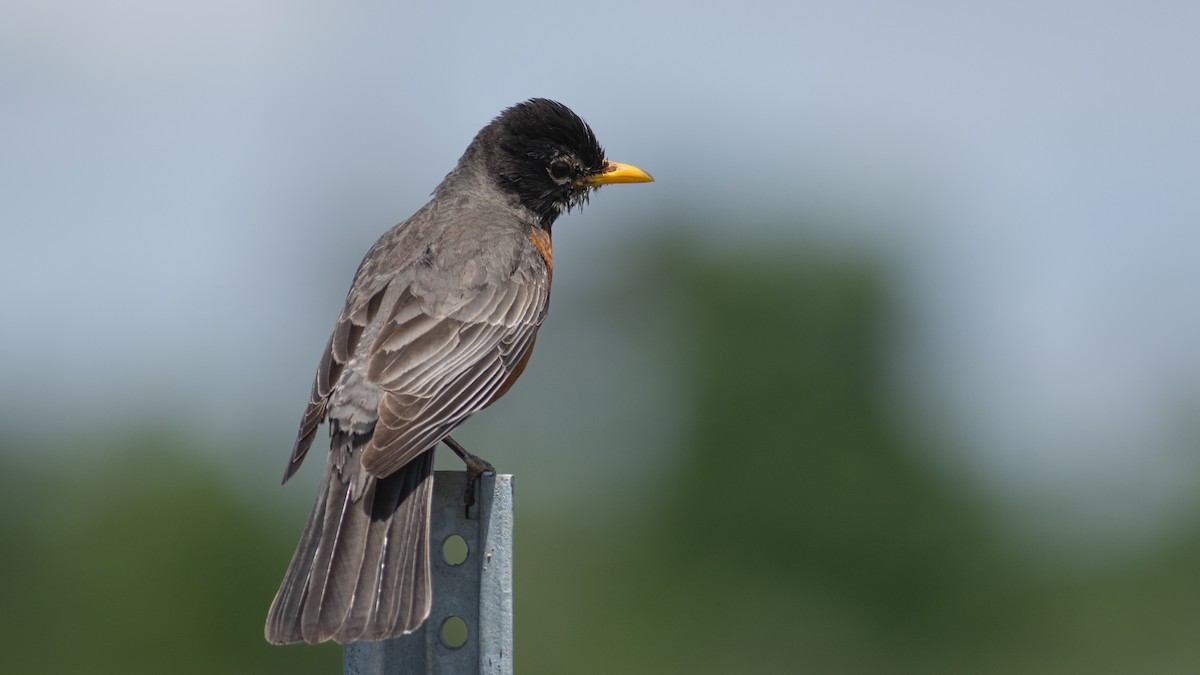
xmin=444 ymin=436 xmax=496 ymax=519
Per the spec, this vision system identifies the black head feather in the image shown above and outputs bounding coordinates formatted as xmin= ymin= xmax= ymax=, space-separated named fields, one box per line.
xmin=472 ymin=99 xmax=608 ymax=226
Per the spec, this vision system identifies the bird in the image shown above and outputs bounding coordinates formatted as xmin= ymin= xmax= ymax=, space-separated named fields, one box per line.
xmin=265 ymin=98 xmax=653 ymax=645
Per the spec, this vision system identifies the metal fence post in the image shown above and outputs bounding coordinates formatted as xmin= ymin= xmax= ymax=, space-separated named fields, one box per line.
xmin=343 ymin=472 xmax=515 ymax=675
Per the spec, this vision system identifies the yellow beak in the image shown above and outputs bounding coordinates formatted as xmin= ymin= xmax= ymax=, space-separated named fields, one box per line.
xmin=584 ymin=161 xmax=655 ymax=186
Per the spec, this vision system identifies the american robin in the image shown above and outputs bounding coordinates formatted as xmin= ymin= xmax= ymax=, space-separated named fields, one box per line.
xmin=265 ymin=99 xmax=653 ymax=644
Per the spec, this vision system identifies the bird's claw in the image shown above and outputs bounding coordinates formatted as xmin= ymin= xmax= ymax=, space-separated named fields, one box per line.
xmin=444 ymin=436 xmax=495 ymax=519
xmin=462 ymin=456 xmax=496 ymax=519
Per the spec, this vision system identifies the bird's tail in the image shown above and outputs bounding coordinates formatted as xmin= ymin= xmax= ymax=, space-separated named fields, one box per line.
xmin=265 ymin=445 xmax=435 ymax=644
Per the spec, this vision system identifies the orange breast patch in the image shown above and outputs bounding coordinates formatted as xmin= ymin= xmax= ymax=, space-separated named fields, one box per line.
xmin=526 ymin=227 xmax=553 ymax=279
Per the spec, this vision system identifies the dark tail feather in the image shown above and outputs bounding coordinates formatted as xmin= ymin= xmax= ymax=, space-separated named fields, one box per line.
xmin=265 ymin=450 xmax=435 ymax=644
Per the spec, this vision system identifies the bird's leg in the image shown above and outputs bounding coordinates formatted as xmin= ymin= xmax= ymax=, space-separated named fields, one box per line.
xmin=443 ymin=436 xmax=495 ymax=519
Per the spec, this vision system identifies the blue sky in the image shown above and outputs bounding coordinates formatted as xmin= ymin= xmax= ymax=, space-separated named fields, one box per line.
xmin=3 ymin=0 xmax=1198 ymax=563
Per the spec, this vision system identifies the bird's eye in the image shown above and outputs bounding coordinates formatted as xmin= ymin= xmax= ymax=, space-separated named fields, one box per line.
xmin=548 ymin=158 xmax=573 ymax=181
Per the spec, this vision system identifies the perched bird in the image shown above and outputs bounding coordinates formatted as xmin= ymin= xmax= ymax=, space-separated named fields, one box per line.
xmin=265 ymin=99 xmax=653 ymax=644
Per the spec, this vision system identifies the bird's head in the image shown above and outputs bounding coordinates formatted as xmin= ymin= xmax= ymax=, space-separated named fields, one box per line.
xmin=470 ymin=98 xmax=653 ymax=226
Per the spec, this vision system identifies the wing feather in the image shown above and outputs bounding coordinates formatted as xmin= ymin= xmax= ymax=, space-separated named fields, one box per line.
xmin=359 ymin=274 xmax=546 ymax=477
xmin=283 ymin=283 xmax=391 ymax=482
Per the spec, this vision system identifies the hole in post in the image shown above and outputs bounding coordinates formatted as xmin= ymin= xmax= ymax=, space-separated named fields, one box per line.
xmin=442 ymin=534 xmax=468 ymax=565
xmin=441 ymin=616 xmax=468 ymax=649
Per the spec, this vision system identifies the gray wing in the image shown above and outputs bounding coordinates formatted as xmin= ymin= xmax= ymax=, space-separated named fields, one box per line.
xmin=362 ymin=272 xmax=546 ymax=476
xmin=282 ymin=280 xmax=386 ymax=483
xmin=284 ymin=253 xmax=548 ymax=482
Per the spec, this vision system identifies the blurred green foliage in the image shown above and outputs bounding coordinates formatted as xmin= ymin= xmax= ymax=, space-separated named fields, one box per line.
xmin=0 ymin=432 xmax=340 ymax=674
xmin=2 ymin=243 xmax=1197 ymax=673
